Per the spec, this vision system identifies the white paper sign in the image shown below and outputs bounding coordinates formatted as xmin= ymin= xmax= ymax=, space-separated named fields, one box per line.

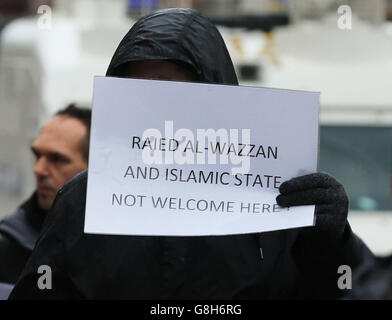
xmin=84 ymin=77 xmax=319 ymax=236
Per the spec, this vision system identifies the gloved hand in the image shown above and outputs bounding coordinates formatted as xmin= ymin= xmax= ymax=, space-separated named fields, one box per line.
xmin=276 ymin=172 xmax=349 ymax=241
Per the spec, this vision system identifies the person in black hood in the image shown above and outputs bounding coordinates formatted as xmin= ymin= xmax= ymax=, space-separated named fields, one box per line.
xmin=0 ymin=104 xmax=91 ymax=286
xmin=9 ymin=8 xmax=373 ymax=300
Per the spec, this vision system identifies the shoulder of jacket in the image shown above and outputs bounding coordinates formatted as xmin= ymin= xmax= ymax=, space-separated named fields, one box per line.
xmin=58 ymin=170 xmax=88 ymax=196
xmin=0 ymin=206 xmax=38 ymax=251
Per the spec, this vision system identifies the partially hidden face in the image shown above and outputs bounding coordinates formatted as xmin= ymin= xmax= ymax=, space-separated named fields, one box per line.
xmin=31 ymin=115 xmax=88 ymax=210
xmin=117 ymin=60 xmax=199 ymax=82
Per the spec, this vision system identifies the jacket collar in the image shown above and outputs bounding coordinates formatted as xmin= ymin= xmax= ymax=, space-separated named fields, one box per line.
xmin=0 ymin=192 xmax=47 ymax=251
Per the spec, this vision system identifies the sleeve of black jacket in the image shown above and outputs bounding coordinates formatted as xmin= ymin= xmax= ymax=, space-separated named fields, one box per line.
xmin=292 ymin=222 xmax=375 ymax=299
xmin=8 ymin=172 xmax=87 ymax=300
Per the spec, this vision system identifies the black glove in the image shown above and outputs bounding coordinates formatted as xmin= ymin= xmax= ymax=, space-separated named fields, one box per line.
xmin=276 ymin=172 xmax=349 ymax=241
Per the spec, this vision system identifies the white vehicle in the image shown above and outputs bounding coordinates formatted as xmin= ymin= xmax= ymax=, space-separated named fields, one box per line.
xmin=221 ymin=15 xmax=392 ymax=255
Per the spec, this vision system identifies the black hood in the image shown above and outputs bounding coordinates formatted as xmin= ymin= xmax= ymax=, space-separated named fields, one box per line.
xmin=106 ymin=8 xmax=238 ymax=85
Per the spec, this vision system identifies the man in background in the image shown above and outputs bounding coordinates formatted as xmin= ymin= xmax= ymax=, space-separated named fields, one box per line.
xmin=0 ymin=104 xmax=91 ymax=285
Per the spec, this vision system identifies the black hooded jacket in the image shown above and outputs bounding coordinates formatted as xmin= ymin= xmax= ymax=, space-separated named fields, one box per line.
xmin=106 ymin=8 xmax=238 ymax=85
xmin=0 ymin=193 xmax=46 ymax=284
xmin=9 ymin=8 xmax=373 ymax=299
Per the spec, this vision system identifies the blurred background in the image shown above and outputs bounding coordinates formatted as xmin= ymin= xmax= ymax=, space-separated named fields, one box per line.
xmin=1 ymin=0 xmax=392 ymax=254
